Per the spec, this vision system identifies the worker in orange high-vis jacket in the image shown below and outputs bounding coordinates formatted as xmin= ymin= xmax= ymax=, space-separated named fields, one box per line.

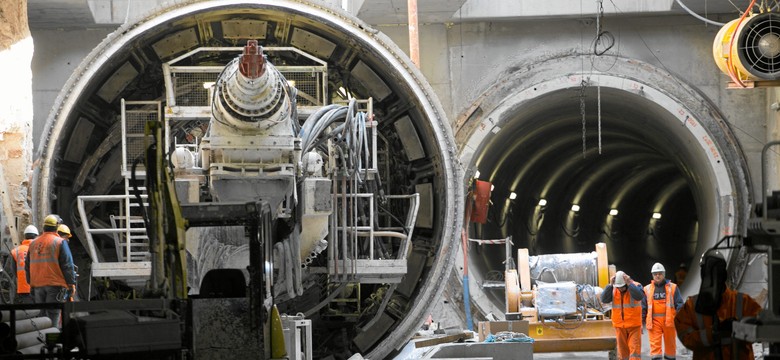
xmin=642 ymin=263 xmax=684 ymax=360
xmin=24 ymin=214 xmax=76 ymax=326
xmin=9 ymin=225 xmax=38 ymax=304
xmin=674 ymin=251 xmax=761 ymax=359
xmin=601 ymin=270 xmax=645 ymax=360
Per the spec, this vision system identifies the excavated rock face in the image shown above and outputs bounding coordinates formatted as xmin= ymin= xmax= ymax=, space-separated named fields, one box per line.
xmin=0 ymin=0 xmax=29 ymax=50
xmin=35 ymin=1 xmax=462 ymax=358
xmin=0 ymin=0 xmax=33 ymax=246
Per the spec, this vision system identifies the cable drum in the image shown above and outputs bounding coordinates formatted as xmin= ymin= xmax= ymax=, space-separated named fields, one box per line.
xmin=528 ymin=252 xmax=599 ymax=286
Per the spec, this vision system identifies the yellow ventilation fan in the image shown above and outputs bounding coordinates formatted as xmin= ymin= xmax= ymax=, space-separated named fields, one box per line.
xmin=713 ymin=12 xmax=780 ymax=83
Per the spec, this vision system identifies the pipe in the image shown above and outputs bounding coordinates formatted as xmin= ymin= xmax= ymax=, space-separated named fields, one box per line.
xmin=674 ymin=0 xmax=726 ymax=26
xmin=408 ymin=0 xmax=420 ymax=68
xmin=15 ymin=328 xmax=58 ymax=350
xmin=10 ymin=317 xmax=53 ymax=335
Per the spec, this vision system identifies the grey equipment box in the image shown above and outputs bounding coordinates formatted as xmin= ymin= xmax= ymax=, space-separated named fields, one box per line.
xmin=69 ymin=310 xmax=181 ymax=355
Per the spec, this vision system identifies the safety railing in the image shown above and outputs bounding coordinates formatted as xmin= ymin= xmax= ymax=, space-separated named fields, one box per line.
xmin=328 ymin=191 xmax=419 ymax=284
xmin=76 ymin=194 xmax=151 ymax=280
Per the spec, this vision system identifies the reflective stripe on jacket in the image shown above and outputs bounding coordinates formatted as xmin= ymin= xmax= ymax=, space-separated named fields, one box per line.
xmin=644 ymin=281 xmax=677 ymax=329
xmin=10 ymin=240 xmax=32 ymax=294
xmin=27 ymin=232 xmax=69 ymax=288
xmin=674 ymin=288 xmax=762 ymax=359
xmin=612 ymin=281 xmax=643 ymax=328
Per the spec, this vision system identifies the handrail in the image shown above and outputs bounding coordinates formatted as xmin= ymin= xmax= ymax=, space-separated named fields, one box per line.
xmin=77 ymin=194 xmax=148 ymax=264
xmin=761 ymin=141 xmax=780 ymax=220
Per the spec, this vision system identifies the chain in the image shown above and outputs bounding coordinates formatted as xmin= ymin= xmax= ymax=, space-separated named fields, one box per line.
xmin=596 ymin=0 xmax=603 ymax=34
xmin=597 ymin=82 xmax=602 ymax=154
xmin=580 ymin=79 xmax=588 ymax=158
xmin=18 ymin=308 xmax=46 ymax=346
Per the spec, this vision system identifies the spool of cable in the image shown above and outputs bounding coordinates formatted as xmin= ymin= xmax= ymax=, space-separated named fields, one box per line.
xmin=529 ymin=252 xmax=598 ymax=285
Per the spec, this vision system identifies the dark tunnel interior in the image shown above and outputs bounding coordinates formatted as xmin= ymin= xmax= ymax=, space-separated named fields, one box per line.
xmin=468 ymin=86 xmax=702 ymax=306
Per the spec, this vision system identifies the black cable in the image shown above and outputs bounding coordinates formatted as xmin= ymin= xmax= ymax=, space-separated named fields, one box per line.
xmin=593 ymin=31 xmax=615 ymax=56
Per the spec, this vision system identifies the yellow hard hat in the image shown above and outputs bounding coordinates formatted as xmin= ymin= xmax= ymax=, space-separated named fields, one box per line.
xmin=43 ymin=214 xmax=62 ymax=227
xmin=57 ymin=224 xmax=72 ymax=239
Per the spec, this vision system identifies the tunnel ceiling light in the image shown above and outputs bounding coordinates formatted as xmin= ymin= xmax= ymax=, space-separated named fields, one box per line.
xmin=509 ymin=192 xmax=517 ymax=200
xmin=609 ymin=209 xmax=619 ymax=216
xmin=202 ymin=81 xmax=215 ymax=89
xmin=538 ymin=198 xmax=547 ymax=206
xmin=474 ymin=170 xmax=481 ymax=179
xmin=652 ymin=212 xmax=662 ymax=220
xmin=571 ymin=204 xmax=580 ymax=212
xmin=337 ymin=86 xmax=348 ymax=98
xmin=491 ymin=184 xmax=495 ymax=192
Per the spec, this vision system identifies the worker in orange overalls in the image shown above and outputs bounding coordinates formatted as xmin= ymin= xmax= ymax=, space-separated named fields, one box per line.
xmin=9 ymin=225 xmax=38 ymax=304
xmin=674 ymin=251 xmax=762 ymax=359
xmin=642 ymin=263 xmax=684 ymax=360
xmin=601 ymin=270 xmax=645 ymax=360
xmin=24 ymin=214 xmax=76 ymax=326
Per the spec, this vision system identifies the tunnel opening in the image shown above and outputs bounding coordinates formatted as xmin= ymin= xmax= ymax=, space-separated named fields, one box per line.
xmin=456 ymin=56 xmax=750 ymax=317
xmin=34 ymin=1 xmax=462 ymax=358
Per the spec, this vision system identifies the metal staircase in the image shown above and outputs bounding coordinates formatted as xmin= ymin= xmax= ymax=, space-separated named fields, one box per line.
xmin=76 ymin=100 xmax=159 ymax=287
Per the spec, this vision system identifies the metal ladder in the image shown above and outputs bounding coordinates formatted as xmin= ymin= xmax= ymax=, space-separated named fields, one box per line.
xmin=76 ymin=100 xmax=160 ymax=287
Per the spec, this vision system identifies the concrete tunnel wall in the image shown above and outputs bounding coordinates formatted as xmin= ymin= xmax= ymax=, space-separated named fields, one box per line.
xmin=374 ymin=15 xmax=769 ymax=324
xmin=27 ymin=2 xmax=776 ymax=348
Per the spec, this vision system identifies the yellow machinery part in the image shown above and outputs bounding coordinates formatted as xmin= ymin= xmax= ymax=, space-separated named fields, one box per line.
xmin=505 ymin=270 xmax=520 ymax=313
xmin=712 ymin=17 xmax=756 ymax=81
xmin=269 ymin=305 xmax=287 ymax=359
xmin=595 ymin=242 xmax=609 ymax=289
xmin=529 ymin=319 xmax=616 ymax=353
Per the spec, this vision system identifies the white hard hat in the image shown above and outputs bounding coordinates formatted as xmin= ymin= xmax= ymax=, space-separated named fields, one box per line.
xmin=651 ymin=262 xmax=665 ymax=273
xmin=614 ymin=271 xmax=626 ymax=287
xmin=23 ymin=225 xmax=38 ymax=238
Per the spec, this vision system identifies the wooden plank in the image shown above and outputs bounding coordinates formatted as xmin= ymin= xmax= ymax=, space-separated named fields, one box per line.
xmin=414 ymin=332 xmax=473 ymax=348
xmin=517 ymin=248 xmax=531 ymax=291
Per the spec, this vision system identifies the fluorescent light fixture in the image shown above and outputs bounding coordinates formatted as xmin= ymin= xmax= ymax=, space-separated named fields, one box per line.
xmin=571 ymin=204 xmax=580 ymax=212
xmin=202 ymin=81 xmax=215 ymax=89
xmin=509 ymin=192 xmax=517 ymax=200
xmin=538 ymin=199 xmax=547 ymax=207
xmin=337 ymin=86 xmax=348 ymax=98
xmin=652 ymin=212 xmax=662 ymax=220
xmin=287 ymin=80 xmax=296 ymax=87
xmin=491 ymin=184 xmax=495 ymax=192
xmin=609 ymin=209 xmax=619 ymax=216
xmin=474 ymin=170 xmax=480 ymax=179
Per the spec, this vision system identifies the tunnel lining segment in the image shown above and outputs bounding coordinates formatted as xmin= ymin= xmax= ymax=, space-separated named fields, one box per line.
xmin=455 ymin=55 xmax=750 ymax=320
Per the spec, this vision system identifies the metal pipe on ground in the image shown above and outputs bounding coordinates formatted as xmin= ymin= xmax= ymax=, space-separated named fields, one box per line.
xmin=15 ymin=327 xmax=58 ymax=350
xmin=0 ymin=310 xmax=40 ymax=322
xmin=10 ymin=317 xmax=52 ymax=334
xmin=2 ymin=338 xmax=16 ymax=354
xmin=0 ymin=323 xmax=10 ymax=339
xmin=16 ymin=342 xmax=44 ymax=355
